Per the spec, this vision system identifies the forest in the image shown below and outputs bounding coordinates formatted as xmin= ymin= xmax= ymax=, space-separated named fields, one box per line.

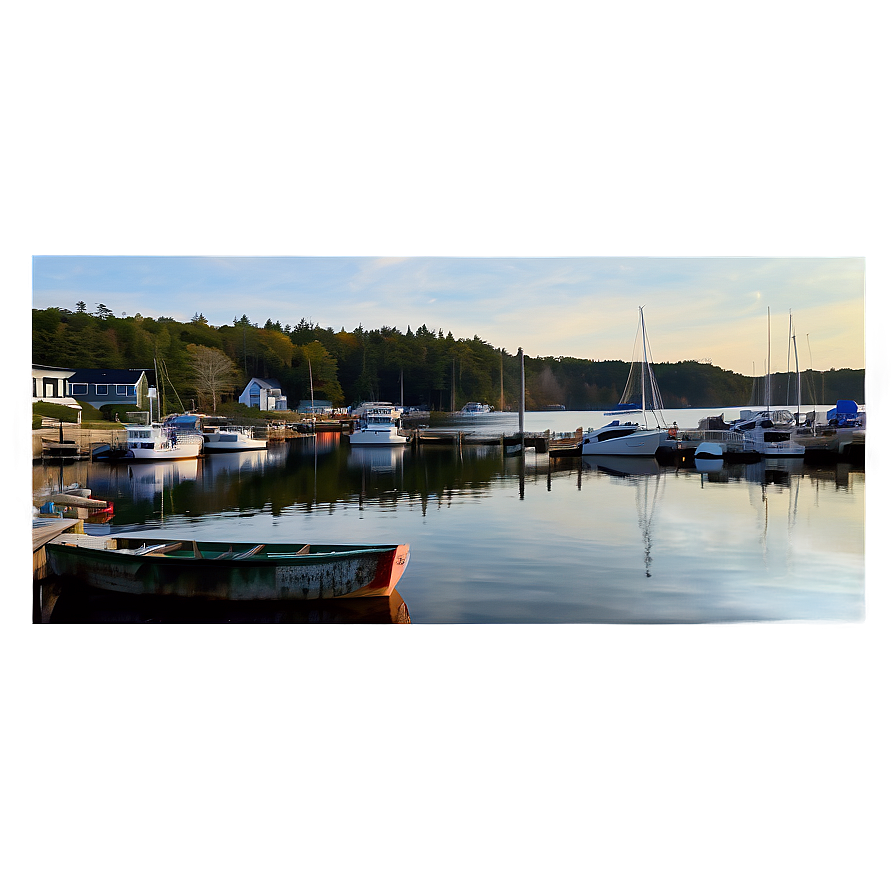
xmin=31 ymin=306 xmax=865 ymax=415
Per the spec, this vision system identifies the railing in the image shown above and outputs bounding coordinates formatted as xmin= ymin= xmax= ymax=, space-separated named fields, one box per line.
xmin=677 ymin=429 xmax=748 ymax=447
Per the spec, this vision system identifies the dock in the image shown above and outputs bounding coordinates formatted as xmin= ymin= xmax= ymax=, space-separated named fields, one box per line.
xmin=33 ymin=517 xmax=82 ymax=589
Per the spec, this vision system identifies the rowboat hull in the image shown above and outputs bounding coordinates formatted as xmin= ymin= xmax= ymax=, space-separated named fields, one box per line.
xmin=46 ymin=537 xmax=410 ymax=600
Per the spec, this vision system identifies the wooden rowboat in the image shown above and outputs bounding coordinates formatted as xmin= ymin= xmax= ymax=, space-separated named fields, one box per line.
xmin=46 ymin=533 xmax=410 ymax=600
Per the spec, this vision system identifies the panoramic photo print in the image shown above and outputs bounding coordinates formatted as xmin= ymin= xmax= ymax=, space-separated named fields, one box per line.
xmin=31 ymin=255 xmax=865 ymax=623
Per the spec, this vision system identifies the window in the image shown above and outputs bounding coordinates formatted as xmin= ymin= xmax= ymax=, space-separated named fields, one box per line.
xmin=117 ymin=385 xmax=127 ymax=395
xmin=96 ymin=384 xmax=108 ymax=395
xmin=70 ymin=383 xmax=87 ymax=395
xmin=127 ymin=385 xmax=136 ymax=396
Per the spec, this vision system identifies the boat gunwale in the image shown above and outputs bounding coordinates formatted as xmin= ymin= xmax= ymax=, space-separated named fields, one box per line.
xmin=46 ymin=539 xmax=406 ymax=566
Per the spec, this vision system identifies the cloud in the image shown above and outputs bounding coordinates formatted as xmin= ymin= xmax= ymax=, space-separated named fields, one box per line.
xmin=31 ymin=256 xmax=865 ymax=375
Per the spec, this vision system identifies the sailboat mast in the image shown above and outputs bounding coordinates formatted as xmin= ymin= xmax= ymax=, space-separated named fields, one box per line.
xmin=786 ymin=310 xmax=792 ymax=405
xmin=308 ymin=356 xmax=315 ymax=424
xmin=766 ymin=307 xmax=771 ymax=411
xmin=640 ymin=306 xmax=648 ymax=419
xmin=793 ymin=333 xmax=801 ymax=419
xmin=153 ymin=357 xmax=160 ymax=421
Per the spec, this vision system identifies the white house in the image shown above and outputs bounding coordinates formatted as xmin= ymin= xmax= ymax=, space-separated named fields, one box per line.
xmin=32 ymin=364 xmax=80 ymax=409
xmin=239 ymin=377 xmax=288 ymax=411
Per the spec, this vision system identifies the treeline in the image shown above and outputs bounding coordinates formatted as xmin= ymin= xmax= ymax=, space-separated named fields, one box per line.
xmin=31 ymin=306 xmax=865 ymax=411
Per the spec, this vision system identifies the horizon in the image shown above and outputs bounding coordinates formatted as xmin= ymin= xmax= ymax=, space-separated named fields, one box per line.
xmin=31 ymin=256 xmax=865 ymax=378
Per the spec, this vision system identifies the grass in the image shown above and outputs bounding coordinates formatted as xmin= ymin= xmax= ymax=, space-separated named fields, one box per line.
xmin=32 ymin=400 xmax=126 ymax=430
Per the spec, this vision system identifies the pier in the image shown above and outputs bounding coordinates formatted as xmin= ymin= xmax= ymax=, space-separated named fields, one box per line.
xmin=407 ymin=429 xmax=552 ymax=452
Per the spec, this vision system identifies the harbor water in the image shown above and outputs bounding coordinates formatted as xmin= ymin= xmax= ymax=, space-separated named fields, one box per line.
xmin=33 ymin=409 xmax=865 ymax=623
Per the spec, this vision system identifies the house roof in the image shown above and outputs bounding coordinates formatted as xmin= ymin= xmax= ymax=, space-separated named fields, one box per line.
xmin=70 ymin=369 xmax=150 ymax=384
xmin=32 ymin=364 xmax=77 ymax=375
xmin=243 ymin=377 xmax=282 ymax=390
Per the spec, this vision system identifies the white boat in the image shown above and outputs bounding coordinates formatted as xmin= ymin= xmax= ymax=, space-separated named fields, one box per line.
xmin=582 ymin=308 xmax=673 ymax=457
xmin=729 ymin=409 xmax=806 ymax=457
xmin=349 ymin=410 xmax=409 ymax=446
xmin=202 ymin=426 xmax=268 ymax=452
xmin=353 ymin=402 xmax=402 ymax=421
xmin=122 ymin=421 xmax=203 ymax=461
xmin=458 ymin=402 xmax=493 ymax=416
xmin=694 ymin=441 xmax=724 ymax=459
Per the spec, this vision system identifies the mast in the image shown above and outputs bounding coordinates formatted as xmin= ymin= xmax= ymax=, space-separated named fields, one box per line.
xmin=308 ymin=356 xmax=315 ymax=426
xmin=786 ymin=310 xmax=792 ymax=405
xmin=518 ymin=347 xmax=525 ymax=438
xmin=153 ymin=357 xmax=160 ymax=420
xmin=792 ymin=333 xmax=801 ymax=420
xmin=640 ymin=306 xmax=648 ymax=419
xmin=766 ymin=307 xmax=771 ymax=411
xmin=499 ymin=349 xmax=504 ymax=412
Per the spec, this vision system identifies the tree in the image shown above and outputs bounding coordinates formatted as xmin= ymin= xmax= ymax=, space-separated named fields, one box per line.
xmin=95 ymin=303 xmax=113 ymax=319
xmin=75 ymin=301 xmax=87 ymax=313
xmin=300 ymin=341 xmax=345 ymax=407
xmin=191 ymin=312 xmax=208 ymax=325
xmin=186 ymin=344 xmax=239 ymax=413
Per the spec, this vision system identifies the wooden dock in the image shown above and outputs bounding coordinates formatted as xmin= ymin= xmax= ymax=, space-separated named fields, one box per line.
xmin=33 ymin=517 xmax=82 ymax=588
xmin=33 ymin=518 xmax=80 ymax=553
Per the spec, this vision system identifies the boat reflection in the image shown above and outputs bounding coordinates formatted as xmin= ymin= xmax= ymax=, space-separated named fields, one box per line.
xmin=125 ymin=459 xmax=199 ymax=498
xmin=347 ymin=444 xmax=407 ymax=473
xmin=201 ymin=447 xmax=278 ymax=478
xmin=45 ymin=581 xmax=411 ymax=623
xmin=581 ymin=456 xmax=663 ymax=477
xmin=694 ymin=458 xmax=725 ymax=475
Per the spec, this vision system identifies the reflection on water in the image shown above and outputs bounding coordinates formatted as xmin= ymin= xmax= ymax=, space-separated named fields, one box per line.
xmin=44 ymin=578 xmax=410 ymax=624
xmin=582 ymin=456 xmax=663 ymax=477
xmin=346 ymin=444 xmax=408 ymax=473
xmin=33 ymin=428 xmax=864 ymax=624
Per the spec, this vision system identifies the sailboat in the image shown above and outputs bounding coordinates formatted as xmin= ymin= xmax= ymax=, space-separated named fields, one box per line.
xmin=581 ymin=308 xmax=672 ymax=457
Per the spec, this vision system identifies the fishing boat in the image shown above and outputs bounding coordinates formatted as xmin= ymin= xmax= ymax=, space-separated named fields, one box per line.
xmin=45 ymin=533 xmax=410 ymax=600
xmin=202 ymin=426 xmax=268 ymax=452
xmin=120 ymin=420 xmax=204 ymax=460
xmin=582 ymin=308 xmax=672 ymax=457
xmin=349 ymin=409 xmax=409 ymax=446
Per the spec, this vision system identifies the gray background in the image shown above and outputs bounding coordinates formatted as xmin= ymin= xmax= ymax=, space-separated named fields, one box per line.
xmin=0 ymin=0 xmax=896 ymax=894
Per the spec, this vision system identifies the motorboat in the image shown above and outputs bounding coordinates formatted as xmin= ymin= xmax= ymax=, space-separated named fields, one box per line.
xmin=582 ymin=308 xmax=673 ymax=457
xmin=202 ymin=426 xmax=268 ymax=452
xmin=120 ymin=421 xmax=203 ymax=461
xmin=729 ymin=409 xmax=806 ymax=457
xmin=458 ymin=402 xmax=493 ymax=416
xmin=349 ymin=410 xmax=409 ymax=446
xmin=353 ymin=402 xmax=402 ymax=421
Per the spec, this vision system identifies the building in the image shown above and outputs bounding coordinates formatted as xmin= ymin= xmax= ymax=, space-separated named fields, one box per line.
xmin=32 ymin=364 xmax=79 ymax=408
xmin=66 ymin=369 xmax=151 ymax=409
xmin=239 ymin=377 xmax=288 ymax=411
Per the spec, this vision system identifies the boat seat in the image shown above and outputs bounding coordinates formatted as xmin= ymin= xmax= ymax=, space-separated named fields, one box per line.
xmin=135 ymin=542 xmax=183 ymax=556
xmin=233 ymin=544 xmax=266 ymax=560
xmin=267 ymin=545 xmax=312 ymax=558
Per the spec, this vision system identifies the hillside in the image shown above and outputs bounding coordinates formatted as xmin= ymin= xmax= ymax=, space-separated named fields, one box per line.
xmin=32 ymin=308 xmax=865 ymax=413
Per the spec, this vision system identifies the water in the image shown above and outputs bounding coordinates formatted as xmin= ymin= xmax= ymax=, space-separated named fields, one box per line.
xmin=33 ymin=409 xmax=864 ymax=623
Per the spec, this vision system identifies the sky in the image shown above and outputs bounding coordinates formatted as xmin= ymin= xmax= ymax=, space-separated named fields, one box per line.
xmin=31 ymin=255 xmax=864 ymax=377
